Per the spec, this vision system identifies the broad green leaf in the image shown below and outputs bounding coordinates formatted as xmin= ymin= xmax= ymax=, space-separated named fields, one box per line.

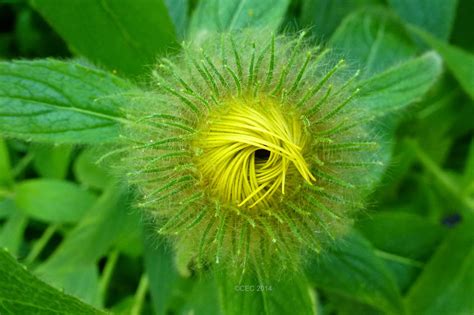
xmin=305 ymin=230 xmax=404 ymax=315
xmin=35 ymin=184 xmax=129 ymax=304
xmin=0 ymin=211 xmax=27 ymax=256
xmin=31 ymin=0 xmax=177 ymax=77
xmin=73 ymin=148 xmax=112 ymax=190
xmin=33 ymin=144 xmax=73 ymax=179
xmin=388 ymin=0 xmax=458 ymax=40
xmin=0 ymin=198 xmax=15 ymax=219
xmin=356 ymin=212 xmax=445 ymax=260
xmin=15 ymin=179 xmax=97 ymax=223
xmin=409 ymin=26 xmax=474 ymax=100
xmin=145 ymin=230 xmax=185 ymax=315
xmin=356 ymin=212 xmax=446 ymax=292
xmin=36 ymin=263 xmax=101 ymax=307
xmin=189 ymin=0 xmax=290 ymax=40
xmin=356 ymin=52 xmax=442 ymax=115
xmin=405 ymin=220 xmax=474 ymax=315
xmin=217 ymin=269 xmax=315 ymax=315
xmin=300 ymin=0 xmax=381 ymax=40
xmin=179 ymin=276 xmax=221 ymax=315
xmin=0 ymin=248 xmax=104 ymax=315
xmin=0 ymin=59 xmax=134 ymax=144
xmin=330 ymin=8 xmax=417 ymax=78
xmin=0 ymin=138 xmax=13 ymax=186
xmin=164 ymin=0 xmax=189 ymax=40
xmin=113 ymin=209 xmax=143 ymax=257
xmin=36 ymin=184 xmax=128 ymax=265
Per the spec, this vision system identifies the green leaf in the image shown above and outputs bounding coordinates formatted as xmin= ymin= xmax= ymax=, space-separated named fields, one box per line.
xmin=405 ymin=220 xmax=474 ymax=315
xmin=330 ymin=8 xmax=417 ymax=78
xmin=35 ymin=185 xmax=128 ymax=266
xmin=0 ymin=248 xmax=104 ymax=315
xmin=15 ymin=179 xmax=97 ymax=223
xmin=145 ymin=230 xmax=184 ymax=315
xmin=164 ymin=0 xmax=189 ymax=40
xmin=113 ymin=209 xmax=143 ymax=257
xmin=356 ymin=212 xmax=445 ymax=260
xmin=35 ymin=184 xmax=129 ymax=304
xmin=38 ymin=263 xmax=101 ymax=307
xmin=217 ymin=270 xmax=315 ymax=315
xmin=0 ymin=211 xmax=27 ymax=256
xmin=305 ymin=230 xmax=404 ymax=315
xmin=0 ymin=198 xmax=15 ymax=219
xmin=189 ymin=0 xmax=290 ymax=40
xmin=356 ymin=52 xmax=442 ymax=115
xmin=0 ymin=59 xmax=134 ymax=144
xmin=179 ymin=276 xmax=221 ymax=315
xmin=409 ymin=26 xmax=474 ymax=100
xmin=388 ymin=0 xmax=458 ymax=40
xmin=356 ymin=212 xmax=446 ymax=292
xmin=0 ymin=139 xmax=13 ymax=186
xmin=33 ymin=144 xmax=73 ymax=179
xmin=31 ymin=0 xmax=177 ymax=77
xmin=73 ymin=148 xmax=112 ymax=190
xmin=300 ymin=0 xmax=380 ymax=40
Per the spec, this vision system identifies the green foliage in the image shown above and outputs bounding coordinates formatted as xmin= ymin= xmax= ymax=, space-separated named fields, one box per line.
xmin=410 ymin=26 xmax=474 ymax=100
xmin=164 ymin=0 xmax=189 ymax=40
xmin=73 ymin=147 xmax=113 ymax=190
xmin=0 ymin=1 xmax=472 ymax=315
xmin=330 ymin=8 xmax=417 ymax=78
xmin=305 ymin=230 xmax=404 ymax=314
xmin=144 ymin=232 xmax=188 ymax=315
xmin=15 ymin=179 xmax=97 ymax=223
xmin=32 ymin=144 xmax=73 ymax=179
xmin=0 ymin=211 xmax=27 ymax=256
xmin=405 ymin=220 xmax=474 ymax=315
xmin=35 ymin=184 xmax=130 ymax=305
xmin=387 ymin=0 xmax=458 ymax=40
xmin=0 ymin=60 xmax=135 ymax=144
xmin=300 ymin=0 xmax=380 ymax=39
xmin=189 ymin=0 xmax=290 ymax=39
xmin=31 ymin=0 xmax=178 ymax=77
xmin=217 ymin=270 xmax=315 ymax=315
xmin=356 ymin=52 xmax=442 ymax=114
xmin=356 ymin=212 xmax=445 ymax=260
xmin=0 ymin=248 xmax=105 ymax=314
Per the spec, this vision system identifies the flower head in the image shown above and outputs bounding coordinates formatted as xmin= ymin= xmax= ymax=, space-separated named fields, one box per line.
xmin=123 ymin=31 xmax=382 ymax=274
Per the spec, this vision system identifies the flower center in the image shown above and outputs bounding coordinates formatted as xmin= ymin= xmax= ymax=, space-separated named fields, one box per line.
xmin=195 ymin=98 xmax=315 ymax=209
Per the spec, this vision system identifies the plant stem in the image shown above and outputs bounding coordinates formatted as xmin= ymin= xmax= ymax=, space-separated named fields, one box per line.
xmin=11 ymin=151 xmax=35 ymax=178
xmin=99 ymin=250 xmax=119 ymax=305
xmin=408 ymin=139 xmax=474 ymax=213
xmin=131 ymin=274 xmax=150 ymax=315
xmin=374 ymin=249 xmax=424 ymax=268
xmin=25 ymin=224 xmax=58 ymax=264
